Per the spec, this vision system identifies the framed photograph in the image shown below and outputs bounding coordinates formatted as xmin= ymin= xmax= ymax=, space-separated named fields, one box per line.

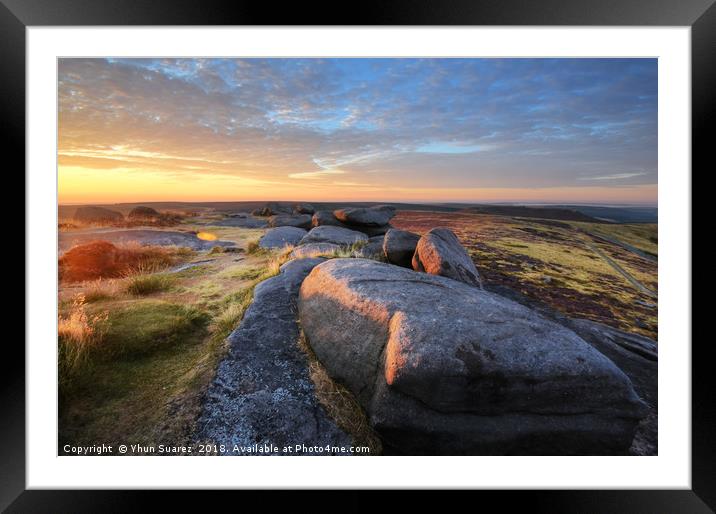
xmin=10 ymin=0 xmax=709 ymax=509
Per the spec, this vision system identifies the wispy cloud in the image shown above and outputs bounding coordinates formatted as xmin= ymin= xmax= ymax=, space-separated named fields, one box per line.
xmin=288 ymin=169 xmax=347 ymax=179
xmin=579 ymin=171 xmax=650 ymax=181
xmin=58 ymin=57 xmax=658 ymax=203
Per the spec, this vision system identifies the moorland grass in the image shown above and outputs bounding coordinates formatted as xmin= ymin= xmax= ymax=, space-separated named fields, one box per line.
xmin=570 ymin=222 xmax=658 ymax=257
xmin=124 ymin=272 xmax=176 ymax=296
xmin=58 ymin=294 xmax=109 ymax=386
xmin=98 ymin=301 xmax=209 ymax=359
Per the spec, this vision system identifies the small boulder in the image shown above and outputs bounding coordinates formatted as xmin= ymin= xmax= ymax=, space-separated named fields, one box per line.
xmin=353 ymin=236 xmax=385 ymax=259
xmin=298 ymin=259 xmax=647 ymax=455
xmin=412 ymin=227 xmax=481 ymax=287
xmin=268 ymin=214 xmax=312 ymax=230
xmin=334 ymin=205 xmax=396 ymax=227
xmin=299 ymin=225 xmax=368 ymax=246
xmin=258 ymin=227 xmax=307 ymax=249
xmin=293 ymin=203 xmax=316 ymax=215
xmin=253 ymin=202 xmax=290 ymax=217
xmin=356 ymin=224 xmax=393 ymax=237
xmin=74 ymin=206 xmax=124 ymax=224
xmin=384 ymin=228 xmax=420 ymax=268
xmin=289 ymin=243 xmax=341 ymax=259
xmin=312 ymin=210 xmax=349 ymax=228
xmin=127 ymin=206 xmax=160 ymax=220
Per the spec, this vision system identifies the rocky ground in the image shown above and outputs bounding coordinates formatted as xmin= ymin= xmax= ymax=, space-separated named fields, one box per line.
xmin=58 ymin=202 xmax=658 ymax=456
xmin=194 ymin=202 xmax=658 ymax=455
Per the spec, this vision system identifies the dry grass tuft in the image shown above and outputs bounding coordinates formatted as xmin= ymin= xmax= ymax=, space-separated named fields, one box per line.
xmin=297 ymin=331 xmax=382 ymax=455
xmin=81 ymin=278 xmax=121 ymax=303
xmin=124 ymin=271 xmax=175 ymax=296
xmin=58 ymin=294 xmax=108 ymax=383
xmin=210 ymin=297 xmax=252 ymax=341
xmin=246 ymin=239 xmax=263 ymax=254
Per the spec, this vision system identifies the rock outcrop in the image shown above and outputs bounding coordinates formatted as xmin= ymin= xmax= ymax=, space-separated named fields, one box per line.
xmin=299 ymin=225 xmax=368 ymax=246
xmin=334 ymin=205 xmax=396 ymax=227
xmin=413 ymin=227 xmax=482 ymax=288
xmin=268 ymin=214 xmax=312 ymax=230
xmin=358 ymin=224 xmax=394 ymax=237
xmin=312 ymin=210 xmax=350 ymax=229
xmin=354 ymin=236 xmax=385 ymax=259
xmin=383 ymin=228 xmax=420 ymax=268
xmin=195 ymin=257 xmax=352 ymax=454
xmin=293 ymin=203 xmax=316 ymax=215
xmin=313 ymin=206 xmax=395 ymax=238
xmin=74 ymin=206 xmax=124 ymax=224
xmin=298 ymin=258 xmax=647 ymax=455
xmin=252 ymin=202 xmax=291 ymax=217
xmin=127 ymin=206 xmax=160 ymax=220
xmin=258 ymin=226 xmax=307 ymax=249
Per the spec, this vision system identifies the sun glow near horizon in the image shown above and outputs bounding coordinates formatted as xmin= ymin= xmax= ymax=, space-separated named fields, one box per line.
xmin=58 ymin=58 xmax=657 ymax=206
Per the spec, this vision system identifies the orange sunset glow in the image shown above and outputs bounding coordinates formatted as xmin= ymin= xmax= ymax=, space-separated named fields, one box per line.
xmin=58 ymin=58 xmax=657 ymax=206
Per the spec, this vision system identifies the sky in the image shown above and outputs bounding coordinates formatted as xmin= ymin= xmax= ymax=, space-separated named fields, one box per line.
xmin=58 ymin=58 xmax=657 ymax=205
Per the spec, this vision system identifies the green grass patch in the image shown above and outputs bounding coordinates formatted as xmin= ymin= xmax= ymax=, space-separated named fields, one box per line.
xmin=125 ymin=272 xmax=176 ymax=296
xmin=58 ymin=322 xmax=221 ymax=453
xmin=221 ymin=266 xmax=265 ymax=281
xmin=96 ymin=300 xmax=209 ymax=360
xmin=210 ymin=286 xmax=256 ymax=341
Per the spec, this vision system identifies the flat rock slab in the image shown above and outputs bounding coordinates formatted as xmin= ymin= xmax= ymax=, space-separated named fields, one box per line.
xmin=194 ymin=258 xmax=352 ymax=455
xmin=299 ymin=258 xmax=647 ymax=455
xmin=59 ymin=229 xmax=234 ymax=253
xmin=259 ymin=227 xmax=307 ymax=249
xmin=300 ymin=225 xmax=368 ymax=246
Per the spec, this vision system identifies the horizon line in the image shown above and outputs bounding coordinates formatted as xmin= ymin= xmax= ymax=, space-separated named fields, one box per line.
xmin=58 ymin=199 xmax=658 ymax=208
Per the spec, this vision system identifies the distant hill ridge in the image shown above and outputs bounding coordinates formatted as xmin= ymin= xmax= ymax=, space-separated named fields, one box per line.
xmin=459 ymin=205 xmax=602 ymax=223
xmin=59 ymin=201 xmax=656 ymax=224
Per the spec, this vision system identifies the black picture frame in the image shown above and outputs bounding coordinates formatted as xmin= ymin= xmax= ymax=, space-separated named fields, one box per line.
xmin=7 ymin=0 xmax=709 ymax=510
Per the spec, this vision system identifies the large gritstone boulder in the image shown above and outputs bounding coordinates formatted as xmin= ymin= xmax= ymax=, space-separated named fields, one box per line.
xmin=258 ymin=227 xmax=307 ymax=249
xmin=73 ymin=206 xmax=124 ymax=224
xmin=268 ymin=214 xmax=312 ymax=230
xmin=298 ymin=259 xmax=647 ymax=455
xmin=383 ymin=228 xmax=420 ymax=268
xmin=334 ymin=205 xmax=396 ymax=227
xmin=413 ymin=227 xmax=481 ymax=287
xmin=299 ymin=226 xmax=368 ymax=246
